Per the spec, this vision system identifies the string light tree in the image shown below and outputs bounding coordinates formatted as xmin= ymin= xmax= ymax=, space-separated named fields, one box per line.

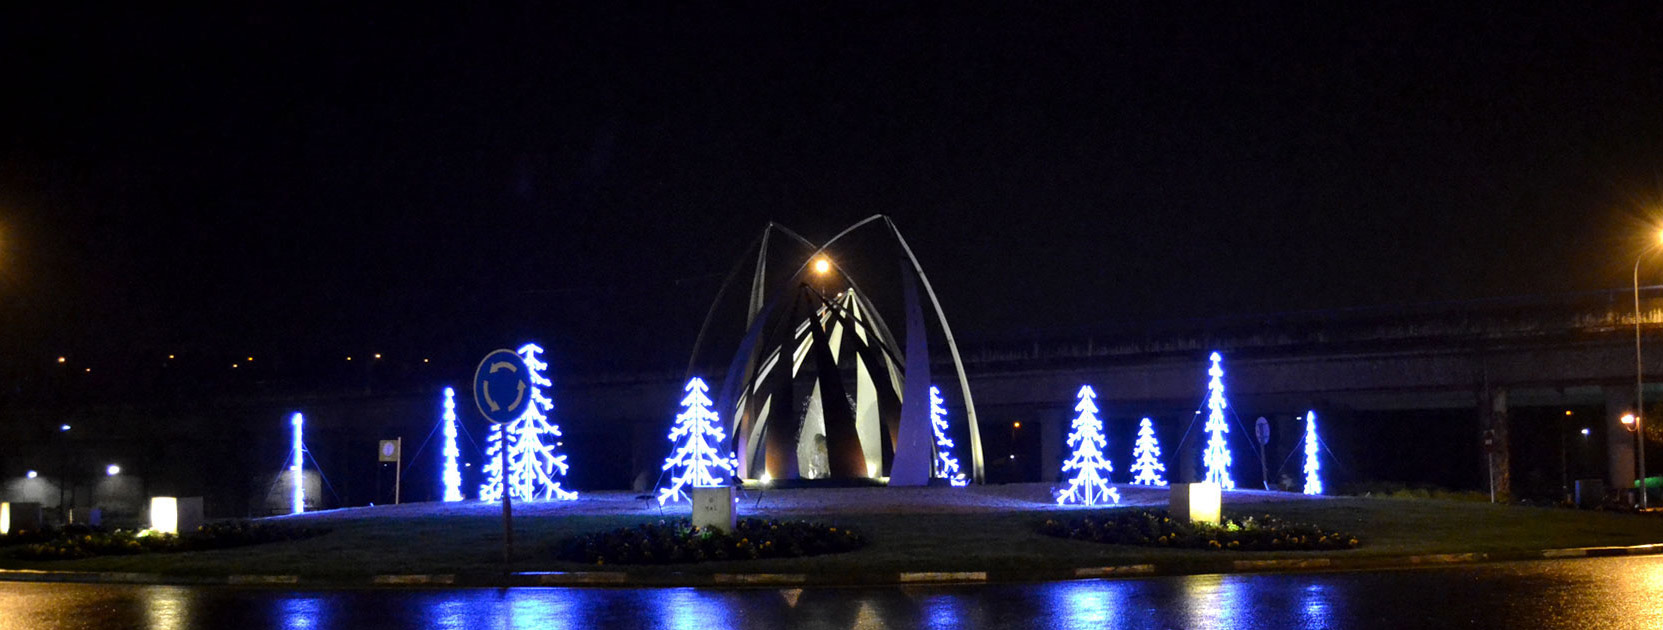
xmin=1201 ymin=352 xmax=1236 ymax=489
xmin=1302 ymin=411 xmax=1323 ymax=495
xmin=290 ymin=412 xmax=305 ymax=515
xmin=479 ymin=344 xmax=578 ymax=502
xmin=929 ymin=386 xmax=969 ymax=486
xmin=657 ymin=377 xmax=737 ymax=505
xmin=1129 ymin=417 xmax=1167 ymax=486
xmin=1056 ymin=385 xmax=1121 ymax=505
xmin=440 ymin=387 xmax=464 ymax=502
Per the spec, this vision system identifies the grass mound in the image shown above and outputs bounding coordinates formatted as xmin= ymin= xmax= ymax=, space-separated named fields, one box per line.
xmin=555 ymin=518 xmax=865 ymax=565
xmin=1040 ymin=509 xmax=1359 ymax=551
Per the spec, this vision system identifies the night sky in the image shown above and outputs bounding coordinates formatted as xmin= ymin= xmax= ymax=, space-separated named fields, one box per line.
xmin=3 ymin=4 xmax=1662 ymax=380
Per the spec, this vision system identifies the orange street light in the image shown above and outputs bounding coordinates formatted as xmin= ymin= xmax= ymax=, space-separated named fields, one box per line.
xmin=813 ymin=257 xmax=831 ymax=275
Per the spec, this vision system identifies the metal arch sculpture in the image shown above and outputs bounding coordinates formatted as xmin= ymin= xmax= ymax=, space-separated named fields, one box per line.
xmin=686 ymin=215 xmax=986 ymax=485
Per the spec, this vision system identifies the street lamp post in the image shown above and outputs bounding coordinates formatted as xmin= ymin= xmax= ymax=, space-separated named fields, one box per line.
xmin=56 ymin=424 xmax=70 ymax=524
xmin=1635 ymin=236 xmax=1659 ymax=509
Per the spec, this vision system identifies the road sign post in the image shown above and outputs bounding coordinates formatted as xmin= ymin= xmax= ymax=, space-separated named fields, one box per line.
xmin=1255 ymin=417 xmax=1271 ymax=490
xmin=474 ymin=348 xmax=533 ymax=567
xmin=378 ymin=438 xmax=402 ymax=504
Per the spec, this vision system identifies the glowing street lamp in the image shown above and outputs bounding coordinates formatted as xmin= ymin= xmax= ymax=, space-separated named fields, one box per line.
xmin=25 ymin=470 xmax=36 ymax=479
xmin=105 ymin=464 xmax=120 ymax=476
xmin=813 ymin=257 xmax=831 ymax=275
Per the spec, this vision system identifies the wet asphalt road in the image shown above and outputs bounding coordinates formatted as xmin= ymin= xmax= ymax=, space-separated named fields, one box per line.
xmin=2 ymin=556 xmax=1661 ymax=629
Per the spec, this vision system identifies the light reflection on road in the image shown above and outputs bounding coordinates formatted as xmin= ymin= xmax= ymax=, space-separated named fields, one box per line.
xmin=1 ymin=556 xmax=1661 ymax=629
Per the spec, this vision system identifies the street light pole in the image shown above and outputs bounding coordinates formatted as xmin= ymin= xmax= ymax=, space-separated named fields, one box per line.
xmin=57 ymin=424 xmax=70 ymax=524
xmin=1635 ymin=255 xmax=1650 ymax=509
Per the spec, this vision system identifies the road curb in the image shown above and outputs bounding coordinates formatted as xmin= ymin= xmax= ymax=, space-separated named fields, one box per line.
xmin=2 ymin=542 xmax=1661 ymax=589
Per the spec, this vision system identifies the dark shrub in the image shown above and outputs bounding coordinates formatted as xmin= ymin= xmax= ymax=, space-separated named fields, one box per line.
xmin=556 ymin=518 xmax=864 ymax=565
xmin=1039 ymin=509 xmax=1359 ymax=551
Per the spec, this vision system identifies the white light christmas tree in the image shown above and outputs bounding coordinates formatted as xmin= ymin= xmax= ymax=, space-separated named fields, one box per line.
xmin=479 ymin=344 xmax=577 ymax=502
xmin=1129 ymin=416 xmax=1167 ymax=486
xmin=1202 ymin=351 xmax=1235 ymax=489
xmin=1056 ymin=385 xmax=1121 ymax=505
xmin=1303 ymin=411 xmax=1323 ymax=495
xmin=657 ymin=377 xmax=737 ymax=505
xmin=441 ymin=387 xmax=463 ymax=502
xmin=928 ymin=385 xmax=969 ymax=487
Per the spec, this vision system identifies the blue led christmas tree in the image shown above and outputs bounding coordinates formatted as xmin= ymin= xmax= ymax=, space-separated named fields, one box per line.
xmin=479 ymin=344 xmax=577 ymax=502
xmin=657 ymin=377 xmax=737 ymax=505
xmin=929 ymin=386 xmax=969 ymax=487
xmin=1303 ymin=411 xmax=1323 ymax=495
xmin=1056 ymin=385 xmax=1120 ymax=505
xmin=1129 ymin=416 xmax=1167 ymax=486
xmin=290 ymin=412 xmax=305 ymax=515
xmin=1202 ymin=352 xmax=1235 ymax=489
xmin=440 ymin=387 xmax=463 ymax=502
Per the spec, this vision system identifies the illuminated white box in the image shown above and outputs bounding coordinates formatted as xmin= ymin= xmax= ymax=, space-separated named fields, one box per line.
xmin=1170 ymin=482 xmax=1221 ymax=524
xmin=1 ymin=502 xmax=43 ymax=534
xmin=691 ymin=486 xmax=737 ymax=532
xmin=149 ymin=496 xmax=204 ymax=535
xmin=150 ymin=497 xmax=178 ymax=534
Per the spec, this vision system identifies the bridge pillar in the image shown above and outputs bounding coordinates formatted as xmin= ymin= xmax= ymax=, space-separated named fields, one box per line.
xmin=1482 ymin=387 xmax=1511 ymax=500
xmin=1040 ymin=409 xmax=1065 ymax=483
xmin=1604 ymin=386 xmax=1637 ymax=491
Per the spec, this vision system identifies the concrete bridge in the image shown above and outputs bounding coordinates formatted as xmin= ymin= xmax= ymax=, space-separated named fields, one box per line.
xmin=954 ymin=289 xmax=1663 ymax=498
xmin=10 ymin=288 xmax=1663 ymax=517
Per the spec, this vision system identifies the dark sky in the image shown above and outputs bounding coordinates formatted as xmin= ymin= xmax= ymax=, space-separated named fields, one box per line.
xmin=3 ymin=4 xmax=1662 ymax=377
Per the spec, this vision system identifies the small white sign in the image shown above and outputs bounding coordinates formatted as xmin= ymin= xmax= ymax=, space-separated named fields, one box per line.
xmin=691 ymin=486 xmax=737 ymax=532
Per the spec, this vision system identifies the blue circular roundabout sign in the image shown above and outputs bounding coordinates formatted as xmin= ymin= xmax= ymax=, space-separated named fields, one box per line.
xmin=473 ymin=348 xmax=532 ymax=424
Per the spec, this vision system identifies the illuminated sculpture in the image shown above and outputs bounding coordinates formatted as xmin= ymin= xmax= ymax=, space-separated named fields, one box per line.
xmin=290 ymin=412 xmax=305 ymax=515
xmin=441 ymin=387 xmax=463 ymax=502
xmin=929 ymin=386 xmax=969 ymax=486
xmin=690 ymin=216 xmax=985 ymax=486
xmin=1202 ymin=352 xmax=1235 ymax=489
xmin=479 ymin=344 xmax=577 ymax=502
xmin=1129 ymin=417 xmax=1167 ymax=486
xmin=657 ymin=378 xmax=738 ymax=505
xmin=1056 ymin=385 xmax=1120 ymax=505
xmin=1303 ymin=411 xmax=1323 ymax=495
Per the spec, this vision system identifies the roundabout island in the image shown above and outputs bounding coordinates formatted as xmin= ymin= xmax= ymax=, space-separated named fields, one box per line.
xmin=2 ymin=484 xmax=1660 ymax=588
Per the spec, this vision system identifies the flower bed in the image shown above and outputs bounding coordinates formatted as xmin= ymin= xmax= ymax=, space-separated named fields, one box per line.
xmin=1039 ymin=509 xmax=1359 ymax=551
xmin=555 ymin=518 xmax=865 ymax=565
xmin=8 ymin=521 xmax=329 ymax=561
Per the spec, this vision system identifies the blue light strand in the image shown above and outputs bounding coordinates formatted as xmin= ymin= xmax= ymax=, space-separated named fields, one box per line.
xmin=1202 ymin=352 xmax=1235 ymax=490
xmin=1303 ymin=411 xmax=1323 ymax=495
xmin=441 ymin=387 xmax=463 ymax=502
xmin=1056 ymin=385 xmax=1121 ymax=505
xmin=928 ymin=385 xmax=969 ymax=487
xmin=290 ymin=412 xmax=305 ymax=515
xmin=479 ymin=344 xmax=578 ymax=502
xmin=1129 ymin=417 xmax=1167 ymax=486
xmin=657 ymin=377 xmax=738 ymax=505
